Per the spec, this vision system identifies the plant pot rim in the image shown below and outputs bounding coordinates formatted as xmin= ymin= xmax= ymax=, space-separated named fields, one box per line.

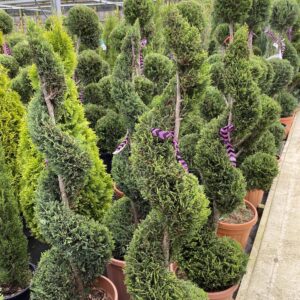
xmin=207 ymin=284 xmax=239 ymax=297
xmin=218 ymin=200 xmax=258 ymax=229
xmin=4 ymin=263 xmax=35 ymax=300
xmin=280 ymin=114 xmax=295 ymax=121
xmin=93 ymin=275 xmax=118 ymax=300
xmin=110 ymin=257 xmax=126 ymax=268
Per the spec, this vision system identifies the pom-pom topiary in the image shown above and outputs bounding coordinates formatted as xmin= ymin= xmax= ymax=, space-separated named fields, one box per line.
xmin=0 ymin=54 xmax=19 ymax=78
xmin=133 ymin=75 xmax=154 ymax=105
xmin=76 ymin=50 xmax=110 ymax=85
xmin=66 ymin=5 xmax=102 ymax=50
xmin=84 ymin=103 xmax=105 ymax=129
xmin=0 ymin=10 xmax=13 ymax=35
xmin=269 ymin=121 xmax=285 ymax=149
xmin=241 ymin=152 xmax=279 ymax=191
xmin=275 ymin=90 xmax=298 ymax=117
xmin=12 ymin=40 xmax=33 ymax=67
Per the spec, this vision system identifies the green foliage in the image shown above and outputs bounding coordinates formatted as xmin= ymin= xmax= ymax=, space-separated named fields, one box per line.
xmin=76 ymin=50 xmax=110 ymax=85
xmin=125 ymin=211 xmax=208 ymax=300
xmin=6 ymin=32 xmax=25 ymax=48
xmin=103 ymin=197 xmax=137 ymax=259
xmin=109 ymin=21 xmax=128 ymax=54
xmin=84 ymin=103 xmax=105 ymax=129
xmin=144 ymin=53 xmax=174 ymax=95
xmin=270 ymin=0 xmax=300 ymax=33
xmin=241 ymin=152 xmax=278 ymax=190
xmin=0 ymin=67 xmax=25 ymax=177
xmin=0 ymin=10 xmax=13 ymax=34
xmin=133 ymin=75 xmax=154 ymax=105
xmin=17 ymin=120 xmax=44 ymax=240
xmin=177 ymin=228 xmax=248 ymax=292
xmin=269 ymin=121 xmax=285 ymax=149
xmin=224 ymin=26 xmax=261 ymax=143
xmin=95 ymin=109 xmax=127 ymax=153
xmin=200 ymin=86 xmax=226 ymax=122
xmin=214 ymin=0 xmax=252 ymax=24
xmin=208 ymin=54 xmax=226 ymax=92
xmin=246 ymin=0 xmax=271 ymax=31
xmin=283 ymin=40 xmax=300 ymax=74
xmin=177 ymin=1 xmax=205 ymax=33
xmin=123 ymin=0 xmax=154 ymax=33
xmin=0 ymin=54 xmax=19 ymax=78
xmin=12 ymin=40 xmax=33 ymax=67
xmin=11 ymin=67 xmax=34 ymax=104
xmin=66 ymin=5 xmax=102 ymax=49
xmin=0 ymin=145 xmax=30 ymax=290
xmin=195 ymin=118 xmax=246 ymax=214
xmin=275 ymin=90 xmax=298 ymax=117
xmin=214 ymin=23 xmax=230 ymax=45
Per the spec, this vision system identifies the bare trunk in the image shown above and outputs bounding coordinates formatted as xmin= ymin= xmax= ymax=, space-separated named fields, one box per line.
xmin=130 ymin=200 xmax=139 ymax=226
xmin=213 ymin=201 xmax=220 ymax=231
xmin=248 ymin=30 xmax=254 ymax=53
xmin=70 ymin=262 xmax=85 ymax=300
xmin=131 ymin=38 xmax=139 ymax=79
xmin=162 ymin=229 xmax=170 ymax=268
xmin=76 ymin=37 xmax=81 ymax=55
xmin=229 ymin=23 xmax=234 ymax=43
xmin=174 ymin=71 xmax=181 ymax=142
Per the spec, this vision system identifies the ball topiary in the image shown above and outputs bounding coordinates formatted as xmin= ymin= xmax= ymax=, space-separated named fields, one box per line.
xmin=11 ymin=66 xmax=34 ymax=104
xmin=133 ymin=75 xmax=154 ymax=105
xmin=266 ymin=59 xmax=294 ymax=96
xmin=76 ymin=50 xmax=110 ymax=85
xmin=0 ymin=10 xmax=13 ymax=35
xmin=0 ymin=54 xmax=19 ymax=78
xmin=12 ymin=40 xmax=33 ymax=67
xmin=246 ymin=0 xmax=271 ymax=32
xmin=177 ymin=228 xmax=248 ymax=292
xmin=283 ymin=40 xmax=299 ymax=74
xmin=241 ymin=152 xmax=279 ymax=191
xmin=207 ymin=54 xmax=226 ymax=92
xmin=270 ymin=0 xmax=299 ymax=33
xmin=144 ymin=53 xmax=174 ymax=95
xmin=275 ymin=90 xmax=298 ymax=117
xmin=269 ymin=121 xmax=285 ymax=149
xmin=84 ymin=103 xmax=105 ymax=129
xmin=177 ymin=0 xmax=205 ymax=34
xmin=6 ymin=32 xmax=25 ymax=48
xmin=199 ymin=86 xmax=226 ymax=122
xmin=66 ymin=5 xmax=102 ymax=50
xmin=95 ymin=109 xmax=127 ymax=154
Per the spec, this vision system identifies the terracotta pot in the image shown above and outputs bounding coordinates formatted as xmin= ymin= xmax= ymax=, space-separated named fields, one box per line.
xmin=113 ymin=184 xmax=124 ymax=199
xmin=93 ymin=275 xmax=118 ymax=300
xmin=245 ymin=189 xmax=264 ymax=209
xmin=106 ymin=258 xmax=130 ymax=300
xmin=207 ymin=284 xmax=238 ymax=300
xmin=280 ymin=115 xmax=294 ymax=138
xmin=217 ymin=200 xmax=258 ymax=249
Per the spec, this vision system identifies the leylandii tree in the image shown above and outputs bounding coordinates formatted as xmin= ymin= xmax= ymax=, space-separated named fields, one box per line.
xmin=0 ymin=144 xmax=30 ymax=296
xmin=125 ymin=6 xmax=210 ymax=299
xmin=27 ymin=21 xmax=113 ymax=299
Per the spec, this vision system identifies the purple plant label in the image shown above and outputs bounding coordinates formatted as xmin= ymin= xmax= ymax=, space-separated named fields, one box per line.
xmin=151 ymin=128 xmax=189 ymax=172
xmin=2 ymin=43 xmax=11 ymax=55
xmin=113 ymin=131 xmax=129 ymax=155
xmin=139 ymin=38 xmax=147 ymax=73
xmin=220 ymin=124 xmax=237 ymax=167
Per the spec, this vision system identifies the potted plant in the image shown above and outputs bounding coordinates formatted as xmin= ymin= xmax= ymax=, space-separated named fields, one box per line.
xmin=196 ymin=27 xmax=280 ymax=248
xmin=177 ymin=226 xmax=248 ymax=300
xmin=26 ymin=20 xmax=117 ymax=299
xmin=0 ymin=144 xmax=33 ymax=300
xmin=125 ymin=6 xmax=211 ymax=299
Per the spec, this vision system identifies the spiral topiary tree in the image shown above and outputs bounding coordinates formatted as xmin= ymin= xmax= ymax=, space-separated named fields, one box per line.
xmin=26 ymin=20 xmax=113 ymax=299
xmin=0 ymin=143 xmax=31 ymax=297
xmin=66 ymin=5 xmax=102 ymax=51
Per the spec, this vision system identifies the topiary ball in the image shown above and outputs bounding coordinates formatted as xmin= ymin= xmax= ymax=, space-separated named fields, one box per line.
xmin=12 ymin=40 xmax=33 ymax=67
xmin=76 ymin=50 xmax=110 ymax=85
xmin=275 ymin=90 xmax=298 ymax=117
xmin=177 ymin=229 xmax=248 ymax=292
xmin=0 ymin=10 xmax=13 ymax=34
xmin=66 ymin=5 xmax=102 ymax=49
xmin=84 ymin=103 xmax=105 ymax=129
xmin=0 ymin=54 xmax=19 ymax=78
xmin=133 ymin=75 xmax=154 ymax=105
xmin=241 ymin=152 xmax=279 ymax=191
xmin=269 ymin=121 xmax=285 ymax=150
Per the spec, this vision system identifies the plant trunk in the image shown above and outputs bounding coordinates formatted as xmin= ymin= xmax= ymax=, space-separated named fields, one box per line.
xmin=162 ymin=228 xmax=170 ymax=268
xmin=130 ymin=200 xmax=139 ymax=226
xmin=248 ymin=30 xmax=253 ymax=53
xmin=71 ymin=262 xmax=85 ymax=300
xmin=229 ymin=23 xmax=234 ymax=43
xmin=213 ymin=201 xmax=220 ymax=231
xmin=174 ymin=71 xmax=181 ymax=142
xmin=76 ymin=37 xmax=81 ymax=55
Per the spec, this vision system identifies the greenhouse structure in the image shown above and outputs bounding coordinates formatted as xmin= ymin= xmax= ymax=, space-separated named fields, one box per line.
xmin=0 ymin=0 xmax=299 ymax=299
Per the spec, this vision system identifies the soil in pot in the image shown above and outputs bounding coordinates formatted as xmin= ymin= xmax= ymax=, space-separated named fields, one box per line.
xmin=106 ymin=258 xmax=130 ymax=300
xmin=3 ymin=264 xmax=35 ymax=300
xmin=207 ymin=284 xmax=238 ymax=300
xmin=217 ymin=200 xmax=258 ymax=248
xmin=245 ymin=189 xmax=264 ymax=209
xmin=92 ymin=276 xmax=118 ymax=300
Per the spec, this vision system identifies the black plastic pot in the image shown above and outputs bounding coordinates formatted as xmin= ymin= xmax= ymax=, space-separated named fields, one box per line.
xmin=4 ymin=264 xmax=35 ymax=300
xmin=100 ymin=152 xmax=113 ymax=173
